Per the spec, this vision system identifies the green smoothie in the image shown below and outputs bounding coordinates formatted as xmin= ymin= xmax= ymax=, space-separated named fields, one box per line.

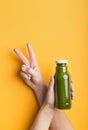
xmin=54 ymin=60 xmax=71 ymax=109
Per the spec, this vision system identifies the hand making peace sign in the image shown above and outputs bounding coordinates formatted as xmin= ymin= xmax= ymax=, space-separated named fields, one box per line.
xmin=14 ymin=43 xmax=47 ymax=105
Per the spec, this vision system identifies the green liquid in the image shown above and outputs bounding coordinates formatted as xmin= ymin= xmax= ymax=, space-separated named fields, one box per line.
xmin=54 ymin=63 xmax=71 ymax=109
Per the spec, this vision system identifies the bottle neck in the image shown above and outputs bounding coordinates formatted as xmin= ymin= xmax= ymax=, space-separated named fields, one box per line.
xmin=56 ymin=63 xmax=67 ymax=73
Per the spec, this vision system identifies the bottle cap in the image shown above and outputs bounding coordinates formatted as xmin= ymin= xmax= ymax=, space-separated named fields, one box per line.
xmin=56 ymin=60 xmax=68 ymax=64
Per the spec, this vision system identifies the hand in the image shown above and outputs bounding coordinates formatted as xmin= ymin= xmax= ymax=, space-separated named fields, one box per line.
xmin=14 ymin=43 xmax=47 ymax=105
xmin=42 ymin=77 xmax=74 ymax=110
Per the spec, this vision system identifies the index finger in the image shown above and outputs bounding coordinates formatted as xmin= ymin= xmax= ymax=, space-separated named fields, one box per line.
xmin=14 ymin=48 xmax=29 ymax=65
xmin=27 ymin=43 xmax=37 ymax=63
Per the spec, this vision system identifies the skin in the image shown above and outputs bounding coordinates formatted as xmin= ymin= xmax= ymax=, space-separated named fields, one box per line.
xmin=14 ymin=43 xmax=74 ymax=130
xmin=30 ymin=76 xmax=54 ymax=130
xmin=14 ymin=44 xmax=47 ymax=105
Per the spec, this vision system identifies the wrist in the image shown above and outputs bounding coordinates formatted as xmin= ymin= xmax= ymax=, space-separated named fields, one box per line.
xmin=40 ymin=104 xmax=54 ymax=119
xmin=38 ymin=79 xmax=48 ymax=90
xmin=34 ymin=82 xmax=47 ymax=106
xmin=34 ymin=88 xmax=47 ymax=106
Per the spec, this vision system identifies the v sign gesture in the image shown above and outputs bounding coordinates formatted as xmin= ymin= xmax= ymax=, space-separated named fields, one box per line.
xmin=14 ymin=43 xmax=47 ymax=105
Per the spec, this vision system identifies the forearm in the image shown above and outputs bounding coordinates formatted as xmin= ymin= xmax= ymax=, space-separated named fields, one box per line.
xmin=34 ymin=83 xmax=47 ymax=106
xmin=50 ymin=109 xmax=74 ymax=130
xmin=30 ymin=105 xmax=53 ymax=130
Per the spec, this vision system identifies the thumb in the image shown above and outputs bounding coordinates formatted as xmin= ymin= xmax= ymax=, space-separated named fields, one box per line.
xmin=28 ymin=68 xmax=36 ymax=76
xmin=44 ymin=76 xmax=54 ymax=107
xmin=48 ymin=76 xmax=54 ymax=93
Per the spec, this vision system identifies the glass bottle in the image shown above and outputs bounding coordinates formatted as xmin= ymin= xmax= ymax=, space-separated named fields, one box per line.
xmin=54 ymin=60 xmax=71 ymax=109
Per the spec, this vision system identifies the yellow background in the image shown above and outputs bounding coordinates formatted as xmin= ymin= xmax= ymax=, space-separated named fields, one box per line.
xmin=0 ymin=0 xmax=87 ymax=130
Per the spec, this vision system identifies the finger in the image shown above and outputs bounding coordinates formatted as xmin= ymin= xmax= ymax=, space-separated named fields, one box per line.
xmin=21 ymin=64 xmax=29 ymax=70
xmin=49 ymin=76 xmax=54 ymax=92
xmin=21 ymin=64 xmax=35 ymax=77
xmin=21 ymin=65 xmax=29 ymax=73
xmin=71 ymin=86 xmax=74 ymax=92
xmin=20 ymin=71 xmax=31 ymax=80
xmin=71 ymin=92 xmax=74 ymax=97
xmin=27 ymin=68 xmax=36 ymax=76
xmin=14 ymin=48 xmax=29 ymax=66
xmin=20 ymin=71 xmax=35 ymax=90
xmin=27 ymin=43 xmax=37 ymax=63
xmin=45 ymin=76 xmax=54 ymax=106
xmin=71 ymin=92 xmax=74 ymax=100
